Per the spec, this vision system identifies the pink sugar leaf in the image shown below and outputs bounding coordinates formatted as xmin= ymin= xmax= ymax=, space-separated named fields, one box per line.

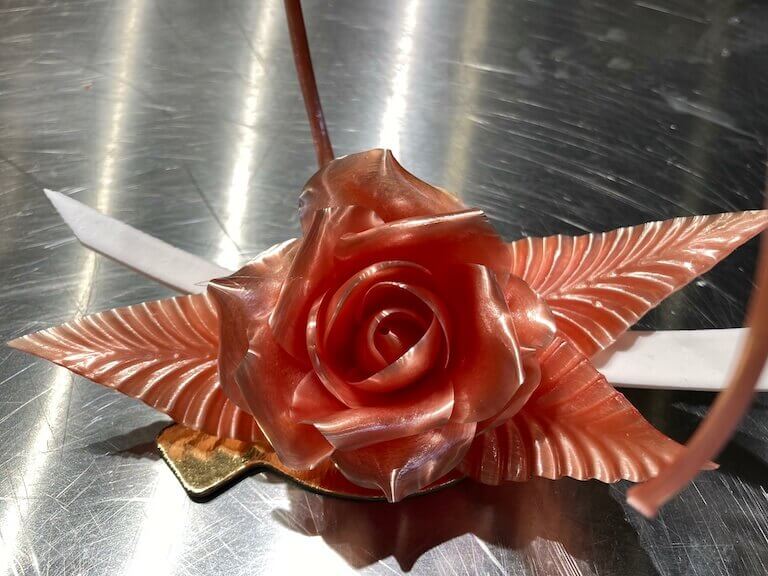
xmin=8 ymin=292 xmax=266 ymax=443
xmin=459 ymin=336 xmax=702 ymax=484
xmin=6 ymin=240 xmax=302 ymax=444
xmin=509 ymin=211 xmax=768 ymax=357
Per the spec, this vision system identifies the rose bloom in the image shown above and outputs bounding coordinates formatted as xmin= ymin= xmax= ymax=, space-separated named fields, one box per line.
xmin=210 ymin=150 xmax=560 ymax=502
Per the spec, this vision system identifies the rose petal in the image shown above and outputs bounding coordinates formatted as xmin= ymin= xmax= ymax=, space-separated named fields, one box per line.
xmin=321 ymin=261 xmax=433 ymax=357
xmin=357 ymin=307 xmax=427 ymax=373
xmin=361 ymin=282 xmax=453 ymax=368
xmin=504 ymin=275 xmax=556 ymax=352
xmin=299 ymin=148 xmax=465 ymax=231
xmin=336 ymin=210 xmax=511 ymax=278
xmin=210 ymin=239 xmax=299 ymax=410
xmin=292 ymin=373 xmax=454 ymax=451
xmin=438 ymin=264 xmax=524 ymax=423
xmin=307 ymin=297 xmax=372 ymax=407
xmin=478 ymin=355 xmax=541 ymax=432
xmin=210 ymin=281 xmax=333 ymax=469
xmin=270 ymin=206 xmax=384 ymax=362
xmin=290 ymin=372 xmax=347 ymax=423
xmin=348 ymin=316 xmax=443 ymax=394
xmin=333 ymin=421 xmax=476 ymax=502
xmin=218 ymin=239 xmax=300 ymax=314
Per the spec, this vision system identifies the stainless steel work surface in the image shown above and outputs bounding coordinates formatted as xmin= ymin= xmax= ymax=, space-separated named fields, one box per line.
xmin=1 ymin=1 xmax=767 ymax=574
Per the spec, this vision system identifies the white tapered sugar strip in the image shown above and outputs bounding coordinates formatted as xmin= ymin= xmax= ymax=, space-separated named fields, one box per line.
xmin=593 ymin=329 xmax=767 ymax=392
xmin=44 ymin=189 xmax=232 ymax=294
xmin=46 ymin=188 xmax=767 ymax=392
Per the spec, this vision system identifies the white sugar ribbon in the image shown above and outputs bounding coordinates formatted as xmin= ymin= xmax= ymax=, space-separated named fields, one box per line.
xmin=44 ymin=189 xmax=768 ymax=392
xmin=45 ymin=190 xmax=230 ymax=293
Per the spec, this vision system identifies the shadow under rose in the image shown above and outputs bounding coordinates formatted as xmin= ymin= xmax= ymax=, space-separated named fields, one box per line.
xmin=273 ymin=477 xmax=660 ymax=574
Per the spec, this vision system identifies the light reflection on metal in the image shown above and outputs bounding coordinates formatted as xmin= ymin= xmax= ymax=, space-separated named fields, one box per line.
xmin=0 ymin=368 xmax=71 ymax=576
xmin=0 ymin=2 xmax=147 ymax=573
xmin=444 ymin=0 xmax=490 ymax=196
xmin=219 ymin=0 xmax=280 ymax=270
xmin=123 ymin=466 xmax=189 ymax=576
xmin=378 ymin=0 xmax=421 ymax=157
xmin=265 ymin=509 xmax=358 ymax=576
xmin=97 ymin=0 xmax=146 ymax=213
xmin=93 ymin=3 xmax=194 ymax=571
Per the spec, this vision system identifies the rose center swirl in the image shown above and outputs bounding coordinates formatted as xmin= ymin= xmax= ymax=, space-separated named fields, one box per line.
xmin=306 ymin=261 xmax=450 ymax=405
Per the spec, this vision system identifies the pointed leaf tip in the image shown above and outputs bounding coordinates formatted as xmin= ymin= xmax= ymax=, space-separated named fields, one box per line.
xmin=510 ymin=210 xmax=768 ymax=356
xmin=9 ymin=292 xmax=266 ymax=444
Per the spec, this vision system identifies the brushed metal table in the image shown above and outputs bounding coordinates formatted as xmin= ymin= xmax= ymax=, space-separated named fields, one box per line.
xmin=1 ymin=1 xmax=767 ymax=574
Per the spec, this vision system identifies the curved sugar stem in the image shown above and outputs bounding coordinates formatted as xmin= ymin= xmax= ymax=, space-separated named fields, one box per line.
xmin=628 ymin=187 xmax=768 ymax=518
xmin=284 ymin=0 xmax=334 ymax=167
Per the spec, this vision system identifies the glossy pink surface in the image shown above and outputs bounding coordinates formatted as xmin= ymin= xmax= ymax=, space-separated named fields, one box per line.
xmin=460 ymin=336 xmax=699 ymax=483
xmin=8 ymin=291 xmax=267 ymax=444
xmin=298 ymin=149 xmax=464 ymax=231
xmin=509 ymin=211 xmax=768 ymax=357
xmin=8 ymin=149 xmax=768 ymax=501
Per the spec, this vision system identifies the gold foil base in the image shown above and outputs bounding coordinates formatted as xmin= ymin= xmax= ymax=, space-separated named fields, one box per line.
xmin=157 ymin=424 xmax=461 ymax=500
xmin=156 ymin=425 xmax=261 ymax=498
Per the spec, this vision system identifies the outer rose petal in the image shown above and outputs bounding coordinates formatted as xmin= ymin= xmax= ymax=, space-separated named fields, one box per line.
xmin=213 ymin=239 xmax=300 ymax=411
xmin=460 ymin=336 xmax=689 ymax=484
xmin=299 ymin=148 xmax=465 ymax=231
xmin=504 ymin=275 xmax=556 ymax=353
xmin=291 ymin=373 xmax=454 ymax=451
xmin=270 ymin=206 xmax=384 ymax=362
xmin=333 ymin=421 xmax=476 ymax=502
xmin=438 ymin=264 xmax=524 ymax=423
xmin=209 ymin=280 xmax=332 ymax=469
xmin=336 ymin=210 xmax=511 ymax=278
xmin=478 ymin=355 xmax=542 ymax=432
xmin=290 ymin=372 xmax=347 ymax=422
